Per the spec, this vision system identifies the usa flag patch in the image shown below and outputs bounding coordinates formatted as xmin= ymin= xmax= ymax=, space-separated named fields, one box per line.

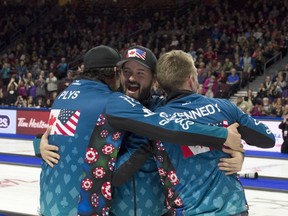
xmin=126 ymin=48 xmax=146 ymax=60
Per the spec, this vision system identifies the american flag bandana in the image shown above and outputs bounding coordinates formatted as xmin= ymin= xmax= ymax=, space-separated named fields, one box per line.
xmin=126 ymin=48 xmax=146 ymax=60
xmin=49 ymin=109 xmax=80 ymax=136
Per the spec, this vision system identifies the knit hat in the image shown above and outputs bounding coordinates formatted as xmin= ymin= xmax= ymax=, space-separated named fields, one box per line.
xmin=117 ymin=45 xmax=157 ymax=73
xmin=84 ymin=45 xmax=121 ymax=69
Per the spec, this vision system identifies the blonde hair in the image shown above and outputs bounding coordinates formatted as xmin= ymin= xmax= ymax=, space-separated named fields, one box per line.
xmin=156 ymin=50 xmax=196 ymax=93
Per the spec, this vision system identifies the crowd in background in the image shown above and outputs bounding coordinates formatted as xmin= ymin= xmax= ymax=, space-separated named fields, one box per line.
xmin=0 ymin=0 xmax=288 ymax=119
xmin=236 ymin=65 xmax=288 ymax=117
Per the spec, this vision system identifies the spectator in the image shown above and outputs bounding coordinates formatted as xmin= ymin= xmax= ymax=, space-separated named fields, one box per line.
xmin=239 ymin=51 xmax=256 ymax=83
xmin=272 ymin=70 xmax=285 ymax=83
xmin=223 ymin=58 xmax=233 ymax=71
xmin=56 ymin=57 xmax=68 ymax=80
xmin=24 ymin=72 xmax=34 ymax=84
xmin=159 ymin=47 xmax=167 ymax=57
xmin=203 ymin=75 xmax=218 ymax=96
xmin=256 ymin=82 xmax=267 ymax=99
xmin=6 ymin=81 xmax=18 ymax=106
xmin=30 ymin=63 xmax=41 ymax=79
xmin=197 ymin=84 xmax=204 ymax=95
xmin=17 ymin=79 xmax=28 ymax=99
xmin=35 ymin=79 xmax=46 ymax=100
xmin=233 ymin=53 xmax=242 ymax=71
xmin=284 ymin=63 xmax=288 ymax=74
xmin=170 ymin=34 xmax=179 ymax=49
xmin=274 ymin=72 xmax=286 ymax=94
xmin=187 ymin=43 xmax=197 ymax=62
xmin=236 ymin=96 xmax=252 ymax=114
xmin=64 ymin=70 xmax=74 ymax=86
xmin=264 ymin=75 xmax=273 ymax=90
xmin=210 ymin=25 xmax=222 ymax=42
xmin=221 ymin=42 xmax=233 ymax=58
xmin=50 ymin=91 xmax=58 ymax=102
xmin=272 ymin=97 xmax=284 ymax=117
xmin=267 ymin=84 xmax=280 ymax=101
xmin=212 ymin=61 xmax=224 ymax=75
xmin=252 ymin=46 xmax=265 ymax=75
xmin=204 ymin=45 xmax=217 ymax=64
xmin=151 ymin=81 xmax=166 ymax=98
xmin=45 ymin=98 xmax=53 ymax=108
xmin=231 ymin=44 xmax=242 ymax=62
xmin=27 ymin=80 xmax=36 ymax=98
xmin=16 ymin=60 xmax=28 ymax=79
xmin=205 ymin=87 xmax=214 ymax=98
xmin=216 ymin=69 xmax=227 ymax=84
xmin=262 ymin=97 xmax=273 ymax=116
xmin=14 ymin=95 xmax=26 ymax=108
xmin=46 ymin=72 xmax=58 ymax=98
xmin=42 ymin=60 xmax=49 ymax=71
xmin=76 ymin=64 xmax=84 ymax=76
xmin=244 ymin=89 xmax=255 ymax=105
xmin=250 ymin=101 xmax=264 ymax=116
xmin=1 ymin=62 xmax=11 ymax=86
xmin=226 ymin=67 xmax=240 ymax=95
xmin=283 ymin=105 xmax=288 ymax=117
xmin=0 ymin=88 xmax=4 ymax=106
xmin=239 ymin=52 xmax=254 ymax=74
xmin=35 ymin=97 xmax=45 ymax=108
xmin=27 ymin=95 xmax=35 ymax=108
xmin=279 ymin=112 xmax=288 ymax=154
xmin=197 ymin=62 xmax=207 ymax=85
xmin=48 ymin=60 xmax=57 ymax=74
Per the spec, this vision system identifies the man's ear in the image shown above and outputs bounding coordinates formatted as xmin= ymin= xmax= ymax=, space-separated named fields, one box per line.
xmin=188 ymin=74 xmax=194 ymax=89
xmin=114 ymin=67 xmax=120 ymax=77
xmin=188 ymin=74 xmax=198 ymax=92
xmin=152 ymin=76 xmax=157 ymax=86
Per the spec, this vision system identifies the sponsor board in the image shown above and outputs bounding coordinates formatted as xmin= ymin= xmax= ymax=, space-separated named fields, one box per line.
xmin=17 ymin=110 xmax=50 ymax=135
xmin=0 ymin=110 xmax=17 ymax=134
xmin=244 ymin=119 xmax=282 ymax=152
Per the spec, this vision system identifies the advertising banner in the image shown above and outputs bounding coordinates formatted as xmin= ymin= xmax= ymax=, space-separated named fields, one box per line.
xmin=16 ymin=110 xmax=50 ymax=135
xmin=0 ymin=109 xmax=17 ymax=134
xmin=244 ymin=119 xmax=282 ymax=152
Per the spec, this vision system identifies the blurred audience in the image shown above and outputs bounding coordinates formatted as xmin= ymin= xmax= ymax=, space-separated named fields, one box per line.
xmin=236 ymin=96 xmax=252 ymax=114
xmin=0 ymin=0 xmax=288 ymax=112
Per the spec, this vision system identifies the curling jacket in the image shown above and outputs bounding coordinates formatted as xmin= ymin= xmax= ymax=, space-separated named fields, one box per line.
xmin=152 ymin=91 xmax=274 ymax=215
xmin=35 ymin=80 xmax=236 ymax=216
xmin=109 ymin=96 xmax=167 ymax=216
xmin=106 ymin=90 xmax=275 ymax=216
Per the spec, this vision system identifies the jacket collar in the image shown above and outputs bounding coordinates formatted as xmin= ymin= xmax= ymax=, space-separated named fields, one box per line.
xmin=166 ymin=90 xmax=194 ymax=102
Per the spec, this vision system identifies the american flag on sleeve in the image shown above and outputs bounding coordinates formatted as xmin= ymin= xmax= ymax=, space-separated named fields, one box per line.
xmin=49 ymin=109 xmax=80 ymax=136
